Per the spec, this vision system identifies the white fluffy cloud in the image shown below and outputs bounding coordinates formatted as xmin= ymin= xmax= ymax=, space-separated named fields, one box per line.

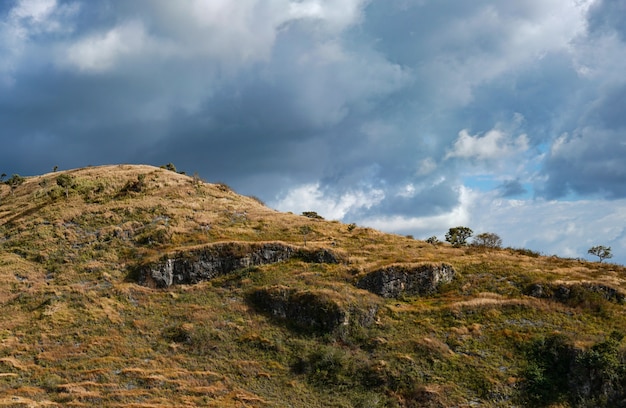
xmin=1 ymin=0 xmax=78 ymax=83
xmin=57 ymin=0 xmax=369 ymax=73
xmin=446 ymin=128 xmax=529 ymax=161
xmin=419 ymin=0 xmax=593 ymax=106
xmin=3 ymin=0 xmax=626 ymax=264
xmin=272 ymin=182 xmax=385 ymax=220
xmin=65 ymin=21 xmax=147 ymax=72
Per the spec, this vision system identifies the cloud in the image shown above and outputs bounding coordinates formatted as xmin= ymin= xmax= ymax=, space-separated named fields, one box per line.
xmin=587 ymin=0 xmax=626 ymax=42
xmin=466 ymin=192 xmax=626 ymax=264
xmin=497 ymin=179 xmax=527 ymax=198
xmin=64 ymin=21 xmax=147 ymax=72
xmin=541 ymin=127 xmax=626 ymax=199
xmin=445 ymin=128 xmax=529 ymax=162
xmin=2 ymin=0 xmax=626 ymax=264
xmin=272 ymin=182 xmax=385 ymax=220
xmin=358 ymin=185 xmax=475 ymax=237
xmin=0 ymin=0 xmax=78 ymax=83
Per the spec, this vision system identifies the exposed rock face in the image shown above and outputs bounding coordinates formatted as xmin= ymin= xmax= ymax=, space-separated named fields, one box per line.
xmin=248 ymin=286 xmax=379 ymax=334
xmin=356 ymin=263 xmax=456 ymax=298
xmin=136 ymin=242 xmax=341 ymax=288
xmin=523 ymin=332 xmax=626 ymax=407
xmin=525 ymin=282 xmax=625 ymax=304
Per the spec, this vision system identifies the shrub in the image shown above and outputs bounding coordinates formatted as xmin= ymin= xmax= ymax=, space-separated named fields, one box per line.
xmin=302 ymin=211 xmax=324 ymax=220
xmin=56 ymin=174 xmax=75 ymax=198
xmin=215 ymin=182 xmax=232 ymax=192
xmin=5 ymin=174 xmax=25 ymax=194
xmin=347 ymin=223 xmax=357 ymax=232
xmin=520 ymin=332 xmax=626 ymax=407
xmin=119 ymin=174 xmax=146 ymax=195
xmin=425 ymin=236 xmax=439 ymax=245
xmin=161 ymin=163 xmax=177 ymax=172
xmin=507 ymin=247 xmax=541 ymax=257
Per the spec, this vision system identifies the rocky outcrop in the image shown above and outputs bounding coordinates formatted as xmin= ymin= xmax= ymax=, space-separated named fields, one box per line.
xmin=356 ymin=263 xmax=456 ymax=298
xmin=248 ymin=285 xmax=379 ymax=334
xmin=525 ymin=282 xmax=626 ymax=305
xmin=522 ymin=332 xmax=626 ymax=407
xmin=135 ymin=241 xmax=341 ymax=288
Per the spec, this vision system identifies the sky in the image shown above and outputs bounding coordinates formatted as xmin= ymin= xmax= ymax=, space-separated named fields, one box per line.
xmin=1 ymin=0 xmax=625 ymax=264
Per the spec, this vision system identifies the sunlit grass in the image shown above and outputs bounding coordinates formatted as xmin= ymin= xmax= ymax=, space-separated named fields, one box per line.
xmin=1 ymin=164 xmax=625 ymax=406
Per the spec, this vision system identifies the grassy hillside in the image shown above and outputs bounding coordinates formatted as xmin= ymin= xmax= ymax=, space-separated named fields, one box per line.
xmin=1 ymin=164 xmax=625 ymax=407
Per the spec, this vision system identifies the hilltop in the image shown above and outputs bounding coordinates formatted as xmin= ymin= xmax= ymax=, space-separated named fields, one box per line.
xmin=1 ymin=164 xmax=626 ymax=407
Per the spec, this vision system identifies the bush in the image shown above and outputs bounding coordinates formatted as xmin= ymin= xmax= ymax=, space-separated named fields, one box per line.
xmin=507 ymin=247 xmax=541 ymax=257
xmin=302 ymin=211 xmax=324 ymax=220
xmin=5 ymin=174 xmax=25 ymax=194
xmin=161 ymin=163 xmax=177 ymax=172
xmin=520 ymin=332 xmax=626 ymax=407
xmin=425 ymin=236 xmax=439 ymax=245
xmin=56 ymin=174 xmax=75 ymax=198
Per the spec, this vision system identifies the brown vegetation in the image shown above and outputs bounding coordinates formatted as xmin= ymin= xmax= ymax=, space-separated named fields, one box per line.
xmin=1 ymin=164 xmax=625 ymax=407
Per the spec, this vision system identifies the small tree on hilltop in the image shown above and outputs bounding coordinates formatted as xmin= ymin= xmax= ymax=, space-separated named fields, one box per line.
xmin=472 ymin=232 xmax=502 ymax=249
xmin=588 ymin=245 xmax=613 ymax=263
xmin=445 ymin=226 xmax=473 ymax=247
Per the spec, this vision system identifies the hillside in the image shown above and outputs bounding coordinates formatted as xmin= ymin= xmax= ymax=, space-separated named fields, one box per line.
xmin=1 ymin=164 xmax=626 ymax=407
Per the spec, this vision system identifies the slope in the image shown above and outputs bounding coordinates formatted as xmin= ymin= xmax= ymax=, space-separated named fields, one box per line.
xmin=0 ymin=164 xmax=625 ymax=407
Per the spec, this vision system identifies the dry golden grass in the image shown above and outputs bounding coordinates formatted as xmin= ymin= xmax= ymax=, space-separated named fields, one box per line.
xmin=1 ymin=164 xmax=626 ymax=407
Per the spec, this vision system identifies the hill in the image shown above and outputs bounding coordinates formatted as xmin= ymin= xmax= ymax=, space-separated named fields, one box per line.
xmin=1 ymin=164 xmax=626 ymax=407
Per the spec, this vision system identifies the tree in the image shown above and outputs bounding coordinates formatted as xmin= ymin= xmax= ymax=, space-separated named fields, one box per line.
xmin=472 ymin=232 xmax=502 ymax=248
xmin=0 ymin=173 xmax=6 ymax=182
xmin=445 ymin=226 xmax=473 ymax=247
xmin=56 ymin=174 xmax=74 ymax=198
xmin=588 ymin=245 xmax=613 ymax=263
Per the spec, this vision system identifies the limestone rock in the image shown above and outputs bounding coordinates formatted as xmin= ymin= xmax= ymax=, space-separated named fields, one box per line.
xmin=248 ymin=285 xmax=380 ymax=334
xmin=525 ymin=282 xmax=625 ymax=304
xmin=356 ymin=263 xmax=456 ymax=298
xmin=135 ymin=241 xmax=341 ymax=288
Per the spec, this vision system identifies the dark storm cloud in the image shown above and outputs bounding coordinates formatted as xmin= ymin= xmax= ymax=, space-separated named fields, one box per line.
xmin=2 ymin=0 xmax=626 ymax=263
xmin=497 ymin=179 xmax=527 ymax=198
xmin=541 ymin=127 xmax=626 ymax=199
xmin=588 ymin=0 xmax=626 ymax=41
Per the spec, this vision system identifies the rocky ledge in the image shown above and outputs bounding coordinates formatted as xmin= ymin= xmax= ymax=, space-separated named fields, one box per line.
xmin=356 ymin=263 xmax=456 ymax=298
xmin=134 ymin=241 xmax=341 ymax=288
xmin=524 ymin=282 xmax=626 ymax=305
xmin=248 ymin=285 xmax=380 ymax=334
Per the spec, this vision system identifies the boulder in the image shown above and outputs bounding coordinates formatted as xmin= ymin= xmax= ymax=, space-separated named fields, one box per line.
xmin=356 ymin=263 xmax=456 ymax=298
